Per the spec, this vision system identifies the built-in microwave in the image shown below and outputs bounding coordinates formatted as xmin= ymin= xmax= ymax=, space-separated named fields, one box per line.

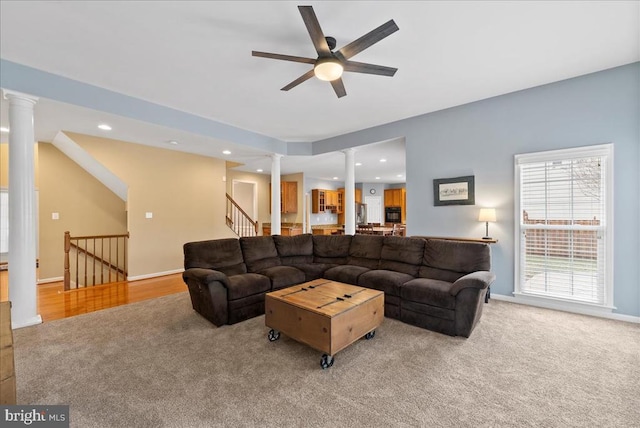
xmin=385 ymin=206 xmax=402 ymax=223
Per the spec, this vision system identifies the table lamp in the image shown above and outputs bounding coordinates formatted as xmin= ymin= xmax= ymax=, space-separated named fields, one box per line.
xmin=478 ymin=208 xmax=496 ymax=240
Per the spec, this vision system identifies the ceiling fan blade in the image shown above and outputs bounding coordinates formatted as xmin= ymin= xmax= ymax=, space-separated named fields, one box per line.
xmin=281 ymin=69 xmax=316 ymax=91
xmin=252 ymin=51 xmax=316 ymax=64
xmin=331 ymin=78 xmax=347 ymax=98
xmin=335 ymin=19 xmax=399 ymax=61
xmin=343 ymin=60 xmax=397 ymax=77
xmin=298 ymin=6 xmax=331 ymax=57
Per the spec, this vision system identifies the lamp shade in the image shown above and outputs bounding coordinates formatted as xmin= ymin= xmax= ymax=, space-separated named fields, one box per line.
xmin=314 ymin=58 xmax=344 ymax=81
xmin=478 ymin=208 xmax=496 ymax=222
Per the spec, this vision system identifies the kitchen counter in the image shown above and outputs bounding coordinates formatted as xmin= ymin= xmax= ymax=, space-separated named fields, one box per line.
xmin=311 ymin=224 xmax=344 ymax=235
xmin=262 ymin=223 xmax=303 ymax=236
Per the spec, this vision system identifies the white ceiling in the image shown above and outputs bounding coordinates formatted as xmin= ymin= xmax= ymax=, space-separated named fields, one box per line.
xmin=1 ymin=1 xmax=638 ymax=183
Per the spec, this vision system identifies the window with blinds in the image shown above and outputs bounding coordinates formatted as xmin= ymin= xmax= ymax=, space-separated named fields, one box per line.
xmin=515 ymin=144 xmax=613 ymax=308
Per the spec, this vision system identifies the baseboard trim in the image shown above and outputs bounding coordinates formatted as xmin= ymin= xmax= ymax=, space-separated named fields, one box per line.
xmin=12 ymin=314 xmax=43 ymax=330
xmin=37 ymin=276 xmax=64 ymax=284
xmin=127 ymin=269 xmax=184 ymax=282
xmin=491 ymin=294 xmax=640 ymax=324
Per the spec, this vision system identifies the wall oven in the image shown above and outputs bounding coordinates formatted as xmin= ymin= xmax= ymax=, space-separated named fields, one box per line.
xmin=385 ymin=206 xmax=402 ymax=223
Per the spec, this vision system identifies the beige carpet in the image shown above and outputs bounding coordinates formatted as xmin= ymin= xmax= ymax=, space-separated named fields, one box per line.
xmin=13 ymin=292 xmax=640 ymax=427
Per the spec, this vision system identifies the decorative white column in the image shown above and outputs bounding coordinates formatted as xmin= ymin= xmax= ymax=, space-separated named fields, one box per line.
xmin=3 ymin=89 xmax=41 ymax=329
xmin=270 ymin=154 xmax=282 ymax=235
xmin=343 ymin=148 xmax=356 ymax=235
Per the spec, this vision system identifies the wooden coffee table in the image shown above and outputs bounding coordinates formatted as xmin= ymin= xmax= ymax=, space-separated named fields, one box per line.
xmin=265 ymin=279 xmax=384 ymax=369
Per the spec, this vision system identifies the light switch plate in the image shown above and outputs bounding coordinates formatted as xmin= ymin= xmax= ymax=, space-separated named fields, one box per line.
xmin=52 ymin=212 xmax=59 ymax=220
xmin=145 ymin=212 xmax=153 ymax=219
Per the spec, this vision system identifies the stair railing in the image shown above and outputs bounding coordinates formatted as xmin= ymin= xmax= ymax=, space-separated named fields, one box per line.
xmin=226 ymin=193 xmax=258 ymax=237
xmin=64 ymin=231 xmax=129 ymax=291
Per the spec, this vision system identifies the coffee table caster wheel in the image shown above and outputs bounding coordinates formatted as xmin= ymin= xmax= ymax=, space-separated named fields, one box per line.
xmin=320 ymin=354 xmax=334 ymax=369
xmin=364 ymin=330 xmax=376 ymax=340
xmin=268 ymin=329 xmax=280 ymax=342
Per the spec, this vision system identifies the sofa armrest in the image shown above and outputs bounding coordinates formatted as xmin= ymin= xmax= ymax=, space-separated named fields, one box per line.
xmin=449 ymin=271 xmax=496 ymax=296
xmin=183 ymin=268 xmax=230 ymax=288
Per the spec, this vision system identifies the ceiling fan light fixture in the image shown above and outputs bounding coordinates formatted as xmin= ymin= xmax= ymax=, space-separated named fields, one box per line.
xmin=314 ymin=58 xmax=343 ymax=81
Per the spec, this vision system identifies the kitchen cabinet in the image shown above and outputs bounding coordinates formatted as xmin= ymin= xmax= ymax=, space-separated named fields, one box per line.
xmin=270 ymin=181 xmax=298 ymax=213
xmin=312 ymin=188 xmax=350 ymax=213
xmin=311 ymin=189 xmax=326 ymax=213
xmin=384 ymin=188 xmax=404 ymax=207
xmin=337 ymin=188 xmax=362 ymax=214
xmin=384 ymin=188 xmax=407 ymax=223
xmin=325 ymin=190 xmax=339 ymax=209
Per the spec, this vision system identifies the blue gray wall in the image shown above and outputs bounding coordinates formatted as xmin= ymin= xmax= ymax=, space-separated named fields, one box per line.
xmin=318 ymin=63 xmax=640 ymax=317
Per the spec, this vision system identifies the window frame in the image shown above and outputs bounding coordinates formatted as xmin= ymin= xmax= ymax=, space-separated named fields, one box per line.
xmin=513 ymin=143 xmax=615 ymax=312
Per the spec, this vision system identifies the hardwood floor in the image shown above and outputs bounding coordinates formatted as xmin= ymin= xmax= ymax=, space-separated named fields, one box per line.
xmin=0 ymin=270 xmax=187 ymax=322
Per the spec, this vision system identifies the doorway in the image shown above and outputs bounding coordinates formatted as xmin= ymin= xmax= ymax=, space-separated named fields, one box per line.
xmin=363 ymin=195 xmax=382 ymax=224
xmin=232 ymin=180 xmax=257 ymax=234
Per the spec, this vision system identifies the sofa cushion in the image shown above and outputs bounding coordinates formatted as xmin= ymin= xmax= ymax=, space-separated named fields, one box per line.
xmin=290 ymin=263 xmax=335 ymax=281
xmin=401 ymin=277 xmax=456 ymax=310
xmin=379 ymin=236 xmax=425 ymax=276
xmin=419 ymin=239 xmax=491 ymax=281
xmin=274 ymin=234 xmax=314 ymax=264
xmin=259 ymin=265 xmax=306 ymax=290
xmin=358 ymin=269 xmax=414 ymax=297
xmin=183 ymin=238 xmax=247 ymax=276
xmin=240 ymin=236 xmax=281 ymax=273
xmin=313 ymin=235 xmax=352 ymax=264
xmin=226 ymin=273 xmax=271 ymax=300
xmin=323 ymin=265 xmax=369 ymax=285
xmin=347 ymin=235 xmax=384 ymax=269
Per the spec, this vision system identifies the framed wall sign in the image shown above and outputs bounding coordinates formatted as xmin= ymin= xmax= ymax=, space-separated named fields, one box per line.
xmin=433 ymin=175 xmax=475 ymax=206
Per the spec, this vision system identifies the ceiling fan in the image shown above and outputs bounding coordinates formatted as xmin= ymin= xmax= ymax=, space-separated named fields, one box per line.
xmin=252 ymin=5 xmax=399 ymax=98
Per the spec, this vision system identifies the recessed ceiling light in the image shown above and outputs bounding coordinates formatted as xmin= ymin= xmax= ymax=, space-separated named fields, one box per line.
xmin=397 ymin=174 xmax=403 ymax=178
xmin=168 ymin=140 xmax=179 ymax=145
xmin=380 ymin=159 xmax=387 ymax=163
xmin=257 ymin=169 xmax=263 ymax=172
xmin=355 ymin=162 xmax=362 ymax=166
xmin=333 ymin=177 xmax=339 ymax=180
xmin=0 ymin=127 xmax=9 ymax=133
xmin=222 ymin=150 xmax=231 ymax=155
xmin=375 ymin=177 xmax=381 ymax=180
xmin=98 ymin=124 xmax=112 ymax=131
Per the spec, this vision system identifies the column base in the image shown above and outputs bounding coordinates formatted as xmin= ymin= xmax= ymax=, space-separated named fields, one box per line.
xmin=11 ymin=314 xmax=43 ymax=330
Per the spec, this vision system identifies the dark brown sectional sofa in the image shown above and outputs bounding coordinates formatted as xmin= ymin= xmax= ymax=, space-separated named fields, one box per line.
xmin=182 ymin=234 xmax=495 ymax=337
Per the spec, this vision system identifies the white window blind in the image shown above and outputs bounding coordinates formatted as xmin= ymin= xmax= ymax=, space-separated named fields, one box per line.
xmin=515 ymin=144 xmax=613 ymax=308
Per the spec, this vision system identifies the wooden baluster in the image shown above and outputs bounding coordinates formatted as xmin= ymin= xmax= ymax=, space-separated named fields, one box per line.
xmin=124 ymin=233 xmax=128 ymax=280
xmin=100 ymin=238 xmax=104 ymax=285
xmin=75 ymin=238 xmax=79 ymax=289
xmin=64 ymin=231 xmax=71 ymax=291
xmin=117 ymin=236 xmax=120 ymax=282
xmin=92 ymin=238 xmax=96 ymax=286
xmin=108 ymin=238 xmax=112 ymax=283
xmin=84 ymin=239 xmax=88 ymax=288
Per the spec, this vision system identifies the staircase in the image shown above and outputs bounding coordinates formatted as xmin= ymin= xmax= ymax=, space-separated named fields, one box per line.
xmin=226 ymin=194 xmax=258 ymax=237
xmin=64 ymin=231 xmax=129 ymax=290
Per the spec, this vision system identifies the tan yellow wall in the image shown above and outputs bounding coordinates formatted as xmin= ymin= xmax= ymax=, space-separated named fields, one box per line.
xmin=37 ymin=143 xmax=127 ymax=280
xmin=0 ymin=143 xmax=39 ymax=187
xmin=0 ymin=144 xmax=8 ymax=186
xmin=65 ymin=132 xmax=235 ymax=278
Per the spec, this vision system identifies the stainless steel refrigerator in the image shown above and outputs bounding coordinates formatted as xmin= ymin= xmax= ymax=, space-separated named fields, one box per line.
xmin=355 ymin=202 xmax=367 ymax=225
